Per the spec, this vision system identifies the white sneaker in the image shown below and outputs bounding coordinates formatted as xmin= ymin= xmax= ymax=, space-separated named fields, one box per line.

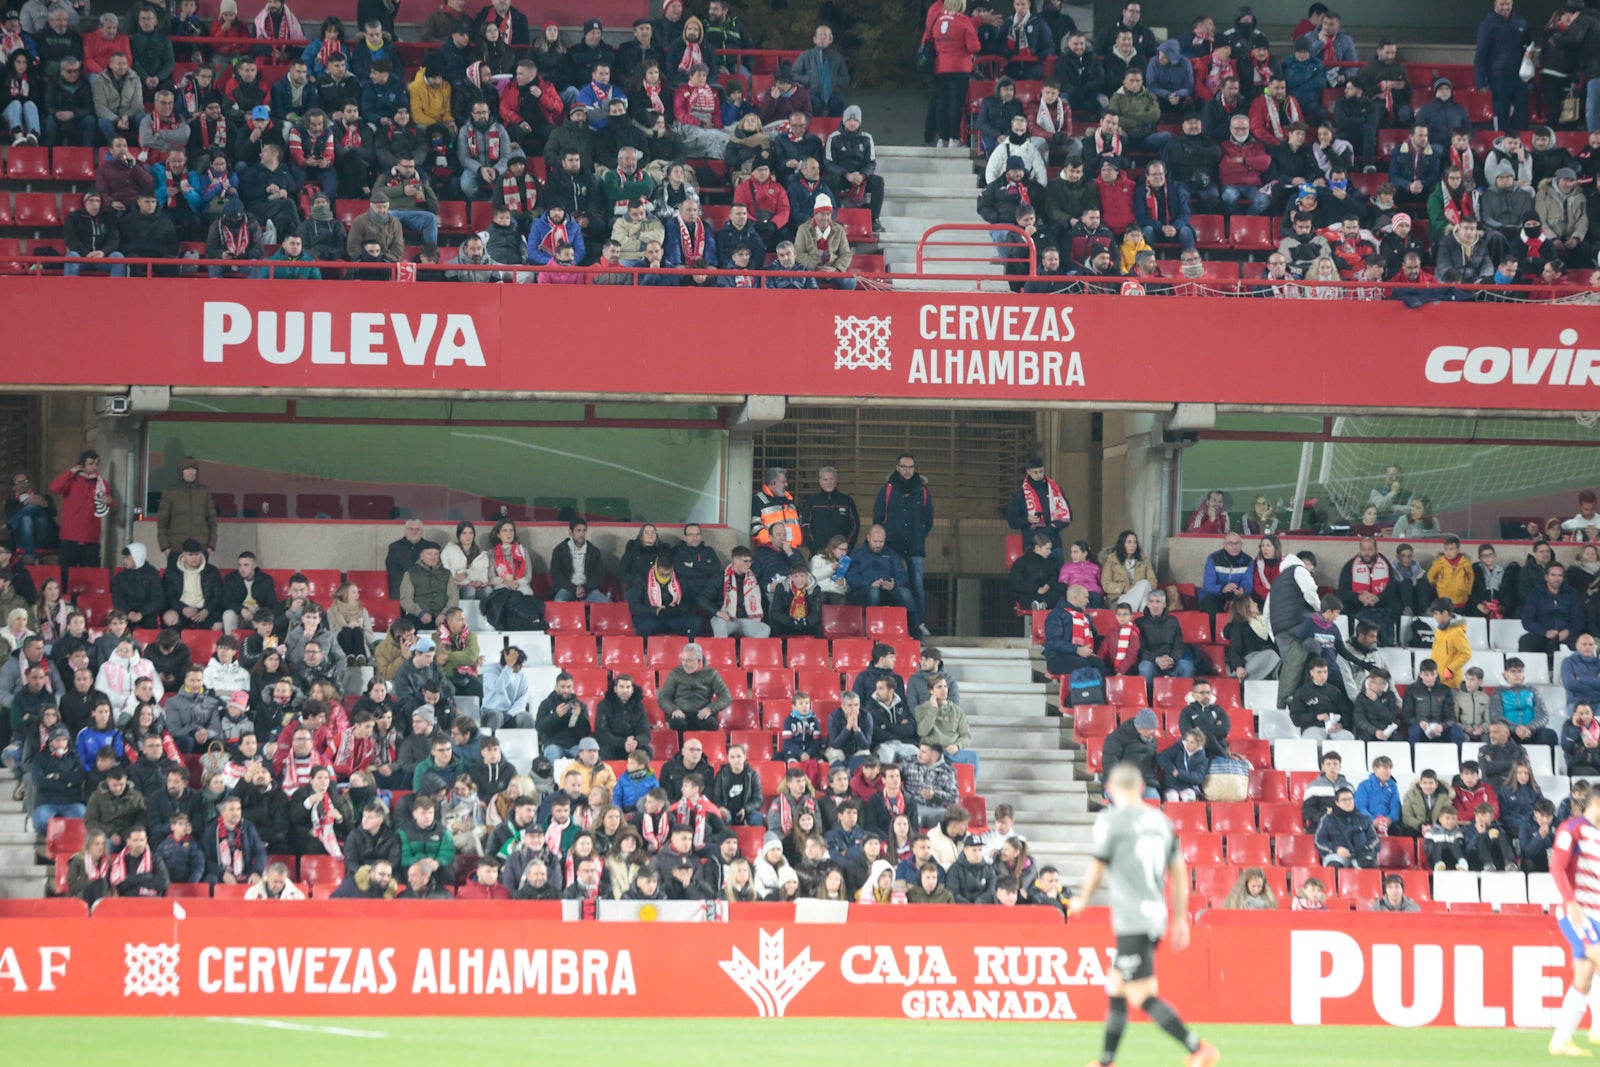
xmin=918 ymin=624 xmax=933 ymax=638
xmin=24 ymin=132 xmax=37 ymax=145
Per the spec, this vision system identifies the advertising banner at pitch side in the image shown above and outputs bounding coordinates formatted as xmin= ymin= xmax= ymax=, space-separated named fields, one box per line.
xmin=0 ymin=913 xmax=1570 ymax=1024
xmin=4 ymin=279 xmax=1598 ymax=410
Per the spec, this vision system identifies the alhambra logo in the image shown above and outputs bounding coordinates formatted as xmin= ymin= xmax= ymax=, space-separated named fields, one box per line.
xmin=834 ymin=315 xmax=893 ymax=371
xmin=718 ymin=929 xmax=825 ymax=1017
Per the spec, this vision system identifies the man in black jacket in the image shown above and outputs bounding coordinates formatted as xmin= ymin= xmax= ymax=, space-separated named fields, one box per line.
xmin=221 ymin=551 xmax=279 ymax=632
xmin=1135 ymin=590 xmax=1193 ymax=689
xmin=671 ymin=523 xmax=723 ymax=616
xmin=111 ymin=543 xmax=165 ymax=628
xmin=118 ymin=192 xmax=179 ymax=275
xmin=946 ymin=834 xmax=997 ymax=902
xmin=63 ymin=191 xmax=126 ymax=277
xmin=709 ymin=741 xmax=764 ymax=826
xmin=161 ymin=539 xmax=224 ymax=630
xmin=45 ymin=56 xmax=97 ymax=147
xmin=1099 ymin=709 xmax=1160 ymax=799
xmin=202 ymin=796 xmax=268 ymax=886
xmin=801 ymin=466 xmax=860 ymax=550
xmin=824 ymin=105 xmax=884 ymax=232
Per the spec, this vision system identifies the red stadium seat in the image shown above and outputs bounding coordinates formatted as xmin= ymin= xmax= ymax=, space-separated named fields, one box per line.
xmin=1376 ymin=837 xmax=1415 ymax=869
xmin=567 ymin=667 xmax=607 ymax=703
xmin=716 ymin=669 xmax=750 ymax=699
xmin=864 ymin=606 xmax=908 ymax=638
xmin=734 ymin=824 xmax=767 ymax=860
xmin=1208 ymin=802 xmax=1256 ymax=833
xmin=698 ymin=734 xmax=728 ymax=765
xmin=750 ymin=667 xmax=794 ymax=699
xmin=1164 ymin=801 xmax=1209 ymax=832
xmin=76 ymin=591 xmax=113 ymax=625
xmin=729 ymin=729 xmax=773 ymax=761
xmin=347 ymin=494 xmax=395 ymax=520
xmin=1181 ymin=832 xmax=1224 ymax=865
xmin=954 ymin=762 xmax=976 ymax=797
xmin=1004 ymin=534 xmax=1024 ymax=567
xmin=1226 ymin=832 xmax=1272 ymax=866
xmin=821 ymin=604 xmax=864 ymax=638
xmin=1273 ymin=834 xmax=1319 ymax=867
xmin=755 ymin=759 xmax=786 ymax=801
xmin=1031 ymin=609 xmax=1048 ymax=647
xmin=1151 ymin=676 xmax=1196 ymax=708
xmin=544 ymin=602 xmax=588 ymax=633
xmin=1249 ymin=771 xmax=1289 ymax=804
xmin=1228 ymin=215 xmax=1272 ymax=251
xmin=1191 ymin=865 xmax=1237 ymax=900
xmin=760 ymin=700 xmax=790 ymax=730
xmin=601 ymin=637 xmax=646 ymax=673
xmin=346 ymin=570 xmax=388 ymax=601
xmin=785 ymin=638 xmax=831 ymax=668
xmin=1175 ymin=612 xmax=1211 ymax=645
xmin=180 ymin=630 xmax=220 ymax=663
xmin=6 ymin=146 xmax=49 ymax=180
xmin=437 ymin=200 xmax=469 ymax=234
xmin=1254 ymin=799 xmax=1305 ymax=831
xmin=739 ymin=638 xmax=784 ymax=668
xmin=68 ymin=566 xmax=112 ymax=595
xmin=1070 ymin=704 xmax=1117 ymax=740
xmin=649 ymin=730 xmax=680 ymax=759
xmin=552 ymin=636 xmax=597 ymax=666
xmin=52 ymin=147 xmax=97 ymax=182
xmin=829 ymin=639 xmax=873 ymax=674
xmin=588 ymin=602 xmax=634 ymax=635
xmin=13 ymin=192 xmax=59 ymax=227
xmin=722 ymin=700 xmax=760 ymax=731
xmin=1192 ymin=213 xmax=1227 ymax=250
xmin=1084 ymin=736 xmax=1106 ymax=774
xmin=299 ymin=856 xmax=345 ymax=886
xmin=696 ymin=638 xmax=737 ymax=668
xmin=46 ymin=817 xmax=85 ymax=859
xmin=647 ymin=635 xmax=689 ymax=669
xmin=1105 ymin=675 xmax=1146 ymax=707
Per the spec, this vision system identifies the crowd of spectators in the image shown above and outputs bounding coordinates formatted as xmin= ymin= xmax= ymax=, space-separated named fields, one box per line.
xmin=0 ymin=454 xmax=1051 ymax=905
xmin=946 ymin=1 xmax=1600 ymax=294
xmin=6 ymin=1 xmax=886 ymax=281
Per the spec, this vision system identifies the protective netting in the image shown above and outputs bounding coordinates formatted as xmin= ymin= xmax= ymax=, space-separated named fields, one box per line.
xmin=1321 ymin=414 xmax=1600 ymax=523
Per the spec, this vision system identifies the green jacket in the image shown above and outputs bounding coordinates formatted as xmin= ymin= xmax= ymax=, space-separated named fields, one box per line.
xmin=85 ymin=781 xmax=147 ymax=840
xmin=265 ymin=250 xmax=323 ymax=280
xmin=1107 ymin=87 xmax=1162 ymax=137
xmin=400 ymin=562 xmax=457 ymax=618
xmin=438 ymin=630 xmax=479 ymax=676
xmin=914 ymin=700 xmax=972 ymax=749
xmin=155 ymin=472 xmax=218 ymax=552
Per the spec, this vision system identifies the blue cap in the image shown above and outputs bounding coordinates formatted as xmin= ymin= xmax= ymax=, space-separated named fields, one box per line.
xmin=251 ymin=105 xmax=270 ymax=121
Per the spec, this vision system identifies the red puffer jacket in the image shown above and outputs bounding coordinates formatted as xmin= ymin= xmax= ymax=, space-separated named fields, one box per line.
xmin=924 ymin=5 xmax=980 ymax=75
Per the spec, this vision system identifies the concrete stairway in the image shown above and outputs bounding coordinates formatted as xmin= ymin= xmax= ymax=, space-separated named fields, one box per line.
xmin=0 ymin=792 xmax=46 ymax=898
xmin=940 ymin=644 xmax=1096 ymax=882
xmin=871 ymin=145 xmax=1008 ymax=292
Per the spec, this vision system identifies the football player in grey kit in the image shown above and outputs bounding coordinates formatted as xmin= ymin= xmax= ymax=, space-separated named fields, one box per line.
xmin=1069 ymin=762 xmax=1219 ymax=1067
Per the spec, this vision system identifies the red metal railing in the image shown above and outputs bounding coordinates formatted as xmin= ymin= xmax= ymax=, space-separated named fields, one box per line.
xmin=916 ymin=222 xmax=1035 ymax=277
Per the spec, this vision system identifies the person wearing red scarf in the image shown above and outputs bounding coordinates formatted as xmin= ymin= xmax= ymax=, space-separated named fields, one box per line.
xmin=1007 ymin=458 xmax=1073 ymax=562
xmin=205 ymin=796 xmax=267 ymax=885
xmin=109 ymin=827 xmax=169 ymax=896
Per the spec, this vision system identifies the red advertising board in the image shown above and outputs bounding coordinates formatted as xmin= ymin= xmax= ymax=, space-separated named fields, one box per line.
xmin=5 ymin=278 xmax=1597 ymax=411
xmin=0 ymin=911 xmax=1570 ymax=1025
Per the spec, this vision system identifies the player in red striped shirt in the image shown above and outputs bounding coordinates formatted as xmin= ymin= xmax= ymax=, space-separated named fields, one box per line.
xmin=1550 ymin=789 xmax=1600 ymax=1056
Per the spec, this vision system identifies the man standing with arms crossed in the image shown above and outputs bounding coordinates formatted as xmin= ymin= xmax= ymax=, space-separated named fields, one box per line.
xmin=1069 ymin=761 xmax=1219 ymax=1067
xmin=1549 ymin=787 xmax=1600 ymax=1056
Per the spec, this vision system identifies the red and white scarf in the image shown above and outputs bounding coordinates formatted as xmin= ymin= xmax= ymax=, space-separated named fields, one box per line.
xmin=466 ymin=128 xmax=502 ymax=162
xmin=671 ymin=796 xmax=711 ymax=848
xmin=536 ymin=219 xmax=568 ymax=257
xmin=1204 ymin=55 xmax=1235 ymax=95
xmin=215 ymin=817 xmax=246 ymax=879
xmin=1319 ymin=33 xmax=1338 ymax=66
xmin=1034 ymin=97 xmax=1068 ymax=136
xmin=109 ymin=846 xmax=153 ymax=890
xmin=1249 ymin=56 xmax=1272 ymax=87
xmin=82 ymin=850 xmax=110 ymax=882
xmin=640 ymin=808 xmax=670 ymax=851
xmin=772 ymin=792 xmax=815 ymax=834
xmin=220 ymin=218 xmax=252 ymax=258
xmin=1003 ymin=180 xmax=1031 ymax=206
xmin=721 ymin=565 xmax=763 ymax=618
xmin=879 ymin=789 xmax=905 ymax=818
xmin=1254 ymin=556 xmax=1280 ymax=597
xmin=680 ymin=83 xmax=717 ymax=125
xmin=1111 ymin=624 xmax=1138 ymax=668
xmin=676 ymin=216 xmax=707 ymax=261
xmin=308 ymin=791 xmax=343 ymax=857
xmin=332 ymin=729 xmax=375 ymax=776
xmin=646 ymin=570 xmax=683 ymax=608
xmin=677 ymin=41 xmax=705 ymax=75
xmin=1092 ymin=127 xmax=1122 ymax=160
xmin=643 ymin=82 xmax=665 ymax=114
xmin=280 ymin=751 xmax=317 ymax=794
xmin=338 ymin=121 xmax=363 ymax=149
xmin=1022 ymin=478 xmax=1071 ymax=525
xmin=1262 ymin=96 xmax=1301 ymax=142
xmin=543 ymin=817 xmax=571 ymax=857
xmin=439 ymin=621 xmax=478 ymax=678
xmin=1349 ymin=555 xmax=1390 ymax=596
xmin=492 ymin=540 xmax=529 ymax=582
xmin=499 ymin=172 xmax=535 ymax=212
xmin=200 ymin=116 xmax=229 ymax=152
xmin=1440 ymin=186 xmax=1473 ymax=226
xmin=1064 ymin=607 xmax=1094 ymax=649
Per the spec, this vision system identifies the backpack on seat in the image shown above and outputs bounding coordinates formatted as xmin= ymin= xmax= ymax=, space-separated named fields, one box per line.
xmin=1066 ymin=667 xmax=1106 ymax=706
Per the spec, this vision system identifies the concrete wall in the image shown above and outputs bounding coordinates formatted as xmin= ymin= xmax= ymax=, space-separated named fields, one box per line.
xmin=1163 ymin=534 xmax=1589 ymax=589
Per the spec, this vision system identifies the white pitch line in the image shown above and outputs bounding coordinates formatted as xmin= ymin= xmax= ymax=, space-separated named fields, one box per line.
xmin=206 ymin=1017 xmax=388 ymax=1039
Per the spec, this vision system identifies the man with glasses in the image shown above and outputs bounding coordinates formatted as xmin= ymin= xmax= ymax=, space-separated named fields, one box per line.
xmin=873 ymin=455 xmax=933 ymax=638
xmin=1199 ymin=532 xmax=1252 ymax=631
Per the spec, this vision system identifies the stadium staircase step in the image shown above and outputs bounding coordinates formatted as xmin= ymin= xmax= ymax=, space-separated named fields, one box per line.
xmin=941 ymin=645 xmax=1093 ymax=881
xmin=0 ymin=795 xmax=45 ymax=898
xmin=871 ymin=145 xmax=1008 ymax=292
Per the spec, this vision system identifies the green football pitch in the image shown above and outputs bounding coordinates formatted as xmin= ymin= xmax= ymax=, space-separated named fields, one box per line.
xmin=0 ymin=1017 xmax=1557 ymax=1065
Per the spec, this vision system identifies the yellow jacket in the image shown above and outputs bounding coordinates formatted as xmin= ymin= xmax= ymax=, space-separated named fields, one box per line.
xmin=568 ymin=758 xmax=618 ymax=796
xmin=1426 ymin=553 xmax=1474 ymax=608
xmin=1119 ymin=234 xmax=1152 ymax=274
xmin=1430 ymin=617 xmax=1472 ymax=688
xmin=408 ymin=70 xmax=453 ymax=129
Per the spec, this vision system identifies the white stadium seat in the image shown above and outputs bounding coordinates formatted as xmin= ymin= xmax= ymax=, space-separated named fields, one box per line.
xmin=1528 ymin=873 xmax=1562 ymax=907
xmin=1273 ymin=739 xmax=1322 ymax=773
xmin=1431 ymin=871 xmax=1480 ymax=904
xmin=1414 ymin=743 xmax=1460 ymax=781
xmin=1461 ymin=616 xmax=1488 ymax=650
xmin=1489 ymin=619 xmax=1525 ymax=652
xmin=1465 ymin=651 xmax=1504 ymax=686
xmin=1256 ymin=709 xmax=1297 ymax=740
xmin=1377 ymin=648 xmax=1415 ymax=684
xmin=1367 ymin=741 xmax=1413 ymax=777
xmin=1478 ymin=872 xmax=1528 ymax=906
xmin=501 ymin=632 xmax=553 ymax=664
xmin=1244 ymin=680 xmax=1278 ymax=715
